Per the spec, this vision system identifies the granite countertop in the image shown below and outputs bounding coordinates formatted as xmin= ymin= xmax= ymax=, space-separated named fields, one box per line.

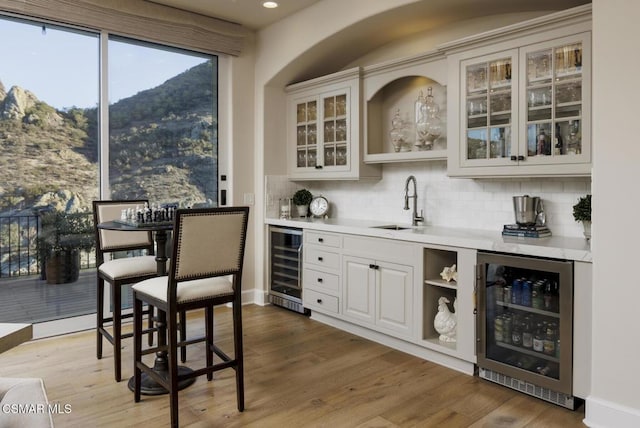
xmin=265 ymin=217 xmax=592 ymax=262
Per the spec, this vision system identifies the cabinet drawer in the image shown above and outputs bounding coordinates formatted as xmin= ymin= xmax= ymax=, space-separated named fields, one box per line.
xmin=305 ymin=231 xmax=342 ymax=248
xmin=304 ymin=268 xmax=339 ymax=294
xmin=304 ymin=288 xmax=339 ymax=314
xmin=305 ymin=247 xmax=340 ymax=270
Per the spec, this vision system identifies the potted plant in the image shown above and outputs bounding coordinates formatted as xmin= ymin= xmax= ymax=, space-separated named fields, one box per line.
xmin=37 ymin=209 xmax=95 ymax=284
xmin=292 ymin=189 xmax=313 ymax=217
xmin=572 ymin=194 xmax=591 ymax=240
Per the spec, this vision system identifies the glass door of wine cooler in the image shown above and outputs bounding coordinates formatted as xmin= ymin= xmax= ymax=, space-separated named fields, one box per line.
xmin=269 ymin=226 xmax=306 ymax=313
xmin=477 ymin=251 xmax=574 ymax=404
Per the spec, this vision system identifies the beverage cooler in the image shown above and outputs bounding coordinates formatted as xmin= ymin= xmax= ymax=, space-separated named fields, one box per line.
xmin=476 ymin=251 xmax=576 ymax=409
xmin=268 ymin=226 xmax=308 ymax=314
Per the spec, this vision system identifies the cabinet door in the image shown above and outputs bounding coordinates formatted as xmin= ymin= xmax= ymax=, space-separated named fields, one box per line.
xmin=319 ymin=89 xmax=351 ymax=172
xmin=460 ymin=49 xmax=519 ymax=168
xmin=291 ymin=94 xmax=320 ymax=173
xmin=288 ymin=87 xmax=354 ymax=179
xmin=519 ymin=33 xmax=591 ymax=166
xmin=342 ymin=255 xmax=376 ymax=325
xmin=376 ymin=261 xmax=413 ymax=337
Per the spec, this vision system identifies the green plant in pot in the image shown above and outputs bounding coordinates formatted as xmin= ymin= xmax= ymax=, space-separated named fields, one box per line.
xmin=292 ymin=189 xmax=313 ymax=218
xmin=572 ymin=194 xmax=591 ymax=240
xmin=37 ymin=210 xmax=95 ymax=284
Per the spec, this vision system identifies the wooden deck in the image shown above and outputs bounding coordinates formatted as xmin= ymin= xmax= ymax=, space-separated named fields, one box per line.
xmin=0 ymin=270 xmax=128 ymax=324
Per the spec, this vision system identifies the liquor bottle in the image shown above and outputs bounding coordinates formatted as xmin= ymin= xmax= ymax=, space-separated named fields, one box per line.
xmin=554 ymin=123 xmax=564 ymax=155
xmin=511 ymin=315 xmax=523 ymax=347
xmin=522 ymin=316 xmax=533 ymax=349
xmin=537 ymin=129 xmax=547 ymax=155
xmin=543 ymin=322 xmax=557 ymax=356
xmin=533 ymin=322 xmax=545 ymax=352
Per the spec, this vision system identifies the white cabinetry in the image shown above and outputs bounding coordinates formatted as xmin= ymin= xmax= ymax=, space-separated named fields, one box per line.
xmin=302 ymin=231 xmax=342 ymax=315
xmin=343 ymin=255 xmax=413 ymax=337
xmin=446 ymin=7 xmax=591 ymax=177
xmin=363 ymin=52 xmax=448 ymax=163
xmin=342 ymin=236 xmax=417 ymax=339
xmin=286 ymin=67 xmax=380 ymax=180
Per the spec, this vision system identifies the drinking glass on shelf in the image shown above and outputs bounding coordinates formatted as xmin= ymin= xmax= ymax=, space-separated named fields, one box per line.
xmin=307 ymin=125 xmax=317 ymax=145
xmin=296 ymin=104 xmax=306 ymax=123
xmin=297 ymin=150 xmax=307 ymax=167
xmin=297 ymin=126 xmax=306 ymax=145
xmin=324 ymin=97 xmax=335 ymax=118
xmin=336 ymin=147 xmax=346 ymax=165
xmin=336 ymin=120 xmax=346 ymax=141
xmin=324 ymin=148 xmax=335 ymax=166
xmin=308 ymin=150 xmax=317 ymax=167
xmin=307 ymin=101 xmax=317 ymax=121
xmin=324 ymin=121 xmax=335 ymax=142
xmin=335 ymin=96 xmax=346 ymax=116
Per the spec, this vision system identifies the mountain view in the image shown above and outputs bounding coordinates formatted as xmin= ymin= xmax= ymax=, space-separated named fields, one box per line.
xmin=0 ymin=59 xmax=218 ymax=217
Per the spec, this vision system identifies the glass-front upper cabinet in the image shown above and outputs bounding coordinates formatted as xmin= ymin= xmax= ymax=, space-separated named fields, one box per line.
xmin=286 ymin=67 xmax=380 ymax=180
xmin=463 ymin=50 xmax=518 ymax=166
xmin=521 ymin=34 xmax=590 ymax=165
xmin=449 ymin=22 xmax=591 ymax=177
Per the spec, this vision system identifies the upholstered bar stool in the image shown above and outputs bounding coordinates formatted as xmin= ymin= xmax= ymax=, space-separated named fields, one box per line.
xmin=93 ymin=199 xmax=161 ymax=382
xmin=132 ymin=206 xmax=249 ymax=428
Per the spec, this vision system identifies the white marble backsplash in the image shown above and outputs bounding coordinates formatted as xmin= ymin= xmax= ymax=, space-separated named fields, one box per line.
xmin=265 ymin=161 xmax=591 ymax=238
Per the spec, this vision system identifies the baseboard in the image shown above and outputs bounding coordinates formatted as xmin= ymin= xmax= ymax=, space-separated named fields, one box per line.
xmin=584 ymin=396 xmax=640 ymax=428
xmin=242 ymin=288 xmax=268 ymax=306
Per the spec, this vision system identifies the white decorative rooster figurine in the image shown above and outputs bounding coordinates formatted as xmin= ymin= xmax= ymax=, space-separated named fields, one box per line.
xmin=434 ymin=296 xmax=457 ymax=343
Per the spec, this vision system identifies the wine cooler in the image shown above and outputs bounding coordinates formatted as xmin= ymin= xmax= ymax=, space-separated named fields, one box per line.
xmin=476 ymin=251 xmax=577 ymax=409
xmin=268 ymin=226 xmax=308 ymax=314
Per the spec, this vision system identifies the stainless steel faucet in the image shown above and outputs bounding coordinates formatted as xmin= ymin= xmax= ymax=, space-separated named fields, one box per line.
xmin=404 ymin=175 xmax=424 ymax=226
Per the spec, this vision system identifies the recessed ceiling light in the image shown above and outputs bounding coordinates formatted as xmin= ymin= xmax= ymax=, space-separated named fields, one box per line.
xmin=262 ymin=1 xmax=278 ymax=8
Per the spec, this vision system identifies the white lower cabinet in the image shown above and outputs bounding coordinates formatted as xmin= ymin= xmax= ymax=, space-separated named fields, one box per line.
xmin=343 ymin=256 xmax=413 ymax=338
xmin=302 ymin=231 xmax=343 ymax=316
xmin=301 ymin=231 xmax=476 ymax=374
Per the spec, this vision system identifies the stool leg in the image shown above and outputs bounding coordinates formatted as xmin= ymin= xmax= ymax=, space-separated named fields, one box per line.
xmin=96 ymin=277 xmax=104 ymax=359
xmin=113 ymin=283 xmax=122 ymax=382
xmin=180 ymin=310 xmax=186 ymax=363
xmin=148 ymin=304 xmax=155 ymax=346
xmin=233 ymin=299 xmax=244 ymax=411
xmin=205 ymin=306 xmax=213 ymax=381
xmin=133 ymin=293 xmax=143 ymax=403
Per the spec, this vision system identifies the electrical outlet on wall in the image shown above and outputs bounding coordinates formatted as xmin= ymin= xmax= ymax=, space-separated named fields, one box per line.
xmin=266 ymin=193 xmax=274 ymax=207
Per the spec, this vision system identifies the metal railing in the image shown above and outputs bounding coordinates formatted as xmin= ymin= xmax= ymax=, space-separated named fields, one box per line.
xmin=0 ymin=212 xmax=95 ymax=278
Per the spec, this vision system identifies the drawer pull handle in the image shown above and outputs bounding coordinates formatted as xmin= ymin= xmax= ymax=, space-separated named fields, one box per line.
xmin=317 ymin=299 xmax=323 ymax=304
xmin=317 ymin=278 xmax=323 ymax=283
xmin=369 ymin=264 xmax=379 ymax=270
xmin=318 ymin=257 xmax=324 ymax=262
xmin=318 ymin=238 xmax=324 ymax=243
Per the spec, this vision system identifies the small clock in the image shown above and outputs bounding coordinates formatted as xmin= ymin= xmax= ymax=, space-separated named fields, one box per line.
xmin=309 ymin=195 xmax=329 ymax=218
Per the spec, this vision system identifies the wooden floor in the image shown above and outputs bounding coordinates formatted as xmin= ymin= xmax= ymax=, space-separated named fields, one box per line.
xmin=0 ymin=304 xmax=587 ymax=427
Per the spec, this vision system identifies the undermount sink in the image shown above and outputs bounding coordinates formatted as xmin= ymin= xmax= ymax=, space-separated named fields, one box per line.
xmin=371 ymin=224 xmax=412 ymax=231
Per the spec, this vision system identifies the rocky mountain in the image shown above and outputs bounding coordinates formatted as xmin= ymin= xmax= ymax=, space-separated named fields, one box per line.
xmin=0 ymin=60 xmax=217 ymax=216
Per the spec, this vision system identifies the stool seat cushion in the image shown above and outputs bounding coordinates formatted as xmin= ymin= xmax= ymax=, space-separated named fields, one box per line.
xmin=98 ymin=256 xmax=161 ymax=281
xmin=133 ymin=276 xmax=233 ymax=304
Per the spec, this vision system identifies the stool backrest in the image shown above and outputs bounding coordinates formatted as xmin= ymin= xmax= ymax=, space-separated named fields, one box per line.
xmin=170 ymin=207 xmax=249 ymax=283
xmin=92 ymin=200 xmax=155 ymax=263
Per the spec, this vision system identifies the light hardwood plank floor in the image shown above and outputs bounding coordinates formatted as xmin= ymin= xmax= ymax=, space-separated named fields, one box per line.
xmin=0 ymin=304 xmax=586 ymax=427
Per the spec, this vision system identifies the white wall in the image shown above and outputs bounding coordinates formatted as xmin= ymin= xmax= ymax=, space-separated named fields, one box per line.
xmin=585 ymin=1 xmax=640 ymax=426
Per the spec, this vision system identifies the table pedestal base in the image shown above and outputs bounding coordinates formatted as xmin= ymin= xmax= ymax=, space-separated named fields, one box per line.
xmin=128 ymin=360 xmax=196 ymax=395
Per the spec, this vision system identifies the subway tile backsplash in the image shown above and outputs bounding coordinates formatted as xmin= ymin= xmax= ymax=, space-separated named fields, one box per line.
xmin=266 ymin=161 xmax=591 ymax=238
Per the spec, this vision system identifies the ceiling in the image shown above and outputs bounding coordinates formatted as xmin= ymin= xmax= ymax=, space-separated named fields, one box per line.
xmin=147 ymin=0 xmax=322 ymax=30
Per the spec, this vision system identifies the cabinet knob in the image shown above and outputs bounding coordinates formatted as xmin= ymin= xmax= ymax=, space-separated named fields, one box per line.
xmin=317 ymin=278 xmax=323 ymax=283
xmin=318 ymin=238 xmax=324 ymax=243
xmin=315 ymin=165 xmax=323 ymax=169
xmin=510 ymin=155 xmax=517 ymax=161
xmin=318 ymin=257 xmax=324 ymax=262
xmin=369 ymin=264 xmax=379 ymax=270
xmin=317 ymin=299 xmax=323 ymax=304
xmin=518 ymin=155 xmax=525 ymax=161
